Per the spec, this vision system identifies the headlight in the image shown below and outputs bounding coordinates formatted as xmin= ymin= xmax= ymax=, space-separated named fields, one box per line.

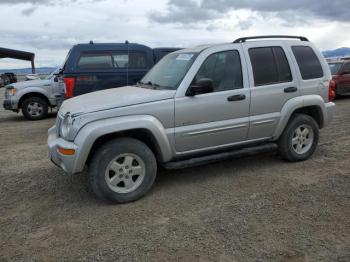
xmin=7 ymin=87 xmax=17 ymax=96
xmin=60 ymin=114 xmax=74 ymax=139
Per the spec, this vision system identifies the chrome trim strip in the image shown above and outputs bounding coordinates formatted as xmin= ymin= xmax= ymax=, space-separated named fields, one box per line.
xmin=176 ymin=137 xmax=271 ymax=156
xmin=252 ymin=119 xmax=275 ymax=126
xmin=188 ymin=124 xmax=247 ymax=136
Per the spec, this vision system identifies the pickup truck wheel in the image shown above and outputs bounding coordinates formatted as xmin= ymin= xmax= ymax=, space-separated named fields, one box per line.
xmin=278 ymin=114 xmax=319 ymax=162
xmin=21 ymin=97 xmax=48 ymax=120
xmin=89 ymin=138 xmax=157 ymax=203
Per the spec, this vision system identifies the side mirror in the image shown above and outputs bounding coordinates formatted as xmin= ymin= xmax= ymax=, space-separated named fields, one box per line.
xmin=186 ymin=78 xmax=214 ymax=96
xmin=54 ymin=76 xmax=59 ymax=82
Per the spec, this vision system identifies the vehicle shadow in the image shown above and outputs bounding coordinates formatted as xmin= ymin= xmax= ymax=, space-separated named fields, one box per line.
xmin=335 ymin=94 xmax=350 ymax=100
xmin=154 ymin=152 xmax=278 ymax=190
xmin=0 ymin=111 xmax=57 ymax=123
xmin=47 ymin=152 xmax=279 ymax=206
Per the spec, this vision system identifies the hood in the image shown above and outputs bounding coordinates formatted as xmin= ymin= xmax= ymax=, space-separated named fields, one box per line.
xmin=9 ymin=79 xmax=50 ymax=90
xmin=59 ymin=86 xmax=176 ymax=116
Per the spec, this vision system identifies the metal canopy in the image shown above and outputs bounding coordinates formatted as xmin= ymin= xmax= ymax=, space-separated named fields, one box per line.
xmin=0 ymin=47 xmax=35 ymax=73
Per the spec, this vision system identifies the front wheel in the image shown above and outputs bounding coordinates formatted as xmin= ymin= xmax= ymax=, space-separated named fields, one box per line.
xmin=21 ymin=96 xmax=48 ymax=120
xmin=278 ymin=114 xmax=319 ymax=162
xmin=88 ymin=138 xmax=157 ymax=203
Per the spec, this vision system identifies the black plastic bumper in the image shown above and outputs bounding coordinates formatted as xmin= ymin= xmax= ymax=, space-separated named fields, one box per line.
xmin=3 ymin=100 xmax=12 ymax=110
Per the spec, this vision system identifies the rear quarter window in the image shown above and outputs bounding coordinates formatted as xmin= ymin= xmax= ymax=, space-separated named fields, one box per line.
xmin=113 ymin=52 xmax=147 ymax=69
xmin=292 ymin=46 xmax=324 ymax=80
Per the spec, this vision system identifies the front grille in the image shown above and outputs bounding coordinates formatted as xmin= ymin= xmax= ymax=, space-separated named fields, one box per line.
xmin=56 ymin=116 xmax=62 ymax=137
xmin=4 ymin=89 xmax=9 ymax=99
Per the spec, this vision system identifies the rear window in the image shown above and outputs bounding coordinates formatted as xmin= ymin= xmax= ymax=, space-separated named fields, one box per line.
xmin=249 ymin=46 xmax=292 ymax=86
xmin=78 ymin=54 xmax=113 ymax=69
xmin=292 ymin=46 xmax=323 ymax=80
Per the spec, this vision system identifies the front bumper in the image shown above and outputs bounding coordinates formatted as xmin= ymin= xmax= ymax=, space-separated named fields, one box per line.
xmin=3 ymin=98 xmax=18 ymax=111
xmin=48 ymin=125 xmax=78 ymax=175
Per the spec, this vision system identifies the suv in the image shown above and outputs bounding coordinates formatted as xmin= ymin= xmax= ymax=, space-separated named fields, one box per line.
xmin=48 ymin=36 xmax=335 ymax=203
xmin=3 ymin=69 xmax=62 ymax=120
xmin=328 ymin=60 xmax=350 ymax=96
xmin=0 ymin=74 xmax=10 ymax=87
xmin=60 ymin=42 xmax=180 ymax=98
xmin=4 ymin=72 xmax=17 ymax=84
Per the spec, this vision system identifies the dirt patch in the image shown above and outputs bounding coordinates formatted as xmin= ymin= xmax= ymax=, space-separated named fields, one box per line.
xmin=0 ymin=90 xmax=349 ymax=261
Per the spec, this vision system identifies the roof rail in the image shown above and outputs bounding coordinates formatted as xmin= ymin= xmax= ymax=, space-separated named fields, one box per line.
xmin=233 ymin=35 xmax=309 ymax=43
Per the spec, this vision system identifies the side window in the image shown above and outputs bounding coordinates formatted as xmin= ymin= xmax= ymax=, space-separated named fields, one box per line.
xmin=129 ymin=52 xmax=147 ymax=68
xmin=342 ymin=63 xmax=350 ymax=74
xmin=274 ymin=47 xmax=293 ymax=82
xmin=249 ymin=47 xmax=292 ymax=86
xmin=292 ymin=46 xmax=323 ymax=80
xmin=193 ymin=50 xmax=243 ymax=92
xmin=78 ymin=53 xmax=113 ymax=69
xmin=113 ymin=52 xmax=147 ymax=69
xmin=113 ymin=54 xmax=128 ymax=68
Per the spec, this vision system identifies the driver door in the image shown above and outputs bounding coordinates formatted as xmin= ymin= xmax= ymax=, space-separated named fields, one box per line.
xmin=174 ymin=48 xmax=250 ymax=153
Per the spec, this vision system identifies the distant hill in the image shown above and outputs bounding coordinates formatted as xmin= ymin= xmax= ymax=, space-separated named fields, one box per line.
xmin=0 ymin=67 xmax=57 ymax=75
xmin=322 ymin=47 xmax=350 ymax=58
xmin=1 ymin=49 xmax=350 ymax=74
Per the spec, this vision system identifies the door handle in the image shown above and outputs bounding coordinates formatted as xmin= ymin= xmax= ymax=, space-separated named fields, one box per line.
xmin=227 ymin=94 xmax=246 ymax=102
xmin=284 ymin=87 xmax=298 ymax=93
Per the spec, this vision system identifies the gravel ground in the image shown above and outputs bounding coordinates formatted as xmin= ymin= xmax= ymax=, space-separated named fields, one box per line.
xmin=0 ymin=88 xmax=349 ymax=262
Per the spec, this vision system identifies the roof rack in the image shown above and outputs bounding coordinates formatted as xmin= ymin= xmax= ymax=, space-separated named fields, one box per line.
xmin=233 ymin=35 xmax=309 ymax=43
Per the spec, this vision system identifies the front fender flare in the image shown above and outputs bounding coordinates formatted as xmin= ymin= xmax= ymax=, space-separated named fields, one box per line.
xmin=72 ymin=115 xmax=173 ymax=173
xmin=17 ymin=87 xmax=52 ymax=104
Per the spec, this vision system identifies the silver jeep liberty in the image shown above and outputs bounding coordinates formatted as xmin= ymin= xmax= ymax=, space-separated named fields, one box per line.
xmin=48 ymin=36 xmax=335 ymax=203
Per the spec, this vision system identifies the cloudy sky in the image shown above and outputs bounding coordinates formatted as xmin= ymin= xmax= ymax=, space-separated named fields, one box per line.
xmin=0 ymin=0 xmax=349 ymax=69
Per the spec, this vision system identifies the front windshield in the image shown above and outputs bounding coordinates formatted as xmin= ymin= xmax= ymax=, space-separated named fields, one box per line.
xmin=139 ymin=52 xmax=197 ymax=90
xmin=328 ymin=63 xmax=342 ymax=75
xmin=44 ymin=68 xmax=59 ymax=80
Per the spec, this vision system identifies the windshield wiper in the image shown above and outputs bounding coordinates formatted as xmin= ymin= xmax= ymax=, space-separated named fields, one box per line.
xmin=137 ymin=81 xmax=162 ymax=89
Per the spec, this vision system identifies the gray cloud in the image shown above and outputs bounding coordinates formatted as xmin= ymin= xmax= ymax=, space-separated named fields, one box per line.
xmin=0 ymin=0 xmax=103 ymax=6
xmin=149 ymin=0 xmax=350 ymax=25
xmin=148 ymin=0 xmax=220 ymax=24
xmin=21 ymin=6 xmax=37 ymax=16
xmin=0 ymin=0 xmax=71 ymax=5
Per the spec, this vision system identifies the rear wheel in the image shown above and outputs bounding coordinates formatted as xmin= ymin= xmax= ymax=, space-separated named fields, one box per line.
xmin=278 ymin=114 xmax=319 ymax=162
xmin=88 ymin=138 xmax=157 ymax=203
xmin=21 ymin=96 xmax=48 ymax=120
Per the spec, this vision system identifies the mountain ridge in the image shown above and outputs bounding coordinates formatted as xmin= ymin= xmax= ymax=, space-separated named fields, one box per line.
xmin=1 ymin=47 xmax=350 ymax=75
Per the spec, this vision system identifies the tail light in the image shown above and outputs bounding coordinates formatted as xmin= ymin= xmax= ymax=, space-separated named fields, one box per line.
xmin=64 ymin=77 xmax=76 ymax=98
xmin=328 ymin=80 xmax=336 ymax=102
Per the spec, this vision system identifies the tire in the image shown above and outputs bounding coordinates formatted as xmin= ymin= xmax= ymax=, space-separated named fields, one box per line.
xmin=278 ymin=114 xmax=319 ymax=162
xmin=88 ymin=138 xmax=157 ymax=203
xmin=21 ymin=96 xmax=49 ymax=120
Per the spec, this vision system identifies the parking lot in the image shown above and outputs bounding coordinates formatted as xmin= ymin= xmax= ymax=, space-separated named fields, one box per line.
xmin=0 ymin=88 xmax=349 ymax=261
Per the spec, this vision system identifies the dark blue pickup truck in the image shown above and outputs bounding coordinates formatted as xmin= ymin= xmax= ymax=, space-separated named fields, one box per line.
xmin=61 ymin=42 xmax=180 ymax=98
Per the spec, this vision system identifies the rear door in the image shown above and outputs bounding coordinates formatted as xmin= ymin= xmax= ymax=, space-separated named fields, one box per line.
xmin=243 ymin=43 xmax=299 ymax=139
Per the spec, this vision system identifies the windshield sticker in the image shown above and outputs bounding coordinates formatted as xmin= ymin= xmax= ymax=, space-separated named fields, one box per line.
xmin=176 ymin=54 xmax=194 ymax=61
